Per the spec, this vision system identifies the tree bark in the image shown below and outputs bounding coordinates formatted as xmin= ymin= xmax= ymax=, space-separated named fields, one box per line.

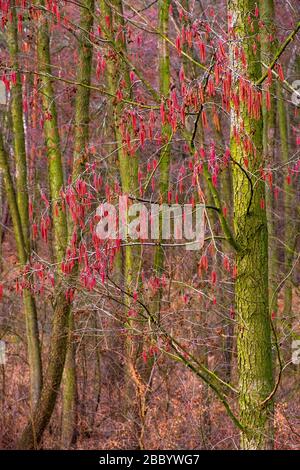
xmin=150 ymin=0 xmax=172 ymax=327
xmin=18 ymin=2 xmax=70 ymax=448
xmin=6 ymin=0 xmax=42 ymax=407
xmin=99 ymin=0 xmax=145 ymax=447
xmin=61 ymin=0 xmax=94 ymax=449
xmin=228 ymin=0 xmax=274 ymax=449
xmin=260 ymin=0 xmax=278 ymax=315
xmin=277 ymin=82 xmax=294 ymax=351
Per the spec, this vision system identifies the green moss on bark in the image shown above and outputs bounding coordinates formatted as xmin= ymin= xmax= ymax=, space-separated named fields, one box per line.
xmin=229 ymin=0 xmax=274 ymax=449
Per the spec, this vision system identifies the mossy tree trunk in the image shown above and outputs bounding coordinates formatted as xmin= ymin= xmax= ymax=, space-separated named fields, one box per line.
xmin=260 ymin=0 xmax=278 ymax=315
xmin=228 ymin=0 xmax=274 ymax=449
xmin=277 ymin=82 xmax=294 ymax=350
xmin=6 ymin=0 xmax=42 ymax=407
xmin=220 ymin=153 xmax=234 ymax=383
xmin=147 ymin=0 xmax=173 ymax=352
xmin=61 ymin=0 xmax=95 ymax=449
xmin=35 ymin=7 xmax=68 ymax=265
xmin=61 ymin=312 xmax=77 ymax=449
xmin=18 ymin=1 xmax=70 ymax=449
xmin=153 ymin=0 xmax=171 ymax=294
xmin=99 ymin=0 xmax=140 ymax=295
xmin=99 ymin=0 xmax=146 ymax=447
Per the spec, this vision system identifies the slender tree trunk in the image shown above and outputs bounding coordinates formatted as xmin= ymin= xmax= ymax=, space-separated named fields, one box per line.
xmin=6 ymin=0 xmax=42 ymax=407
xmin=18 ymin=290 xmax=71 ymax=449
xmin=277 ymin=82 xmax=294 ymax=349
xmin=99 ymin=0 xmax=140 ymax=294
xmin=35 ymin=6 xmax=68 ymax=265
xmin=0 ymin=133 xmax=42 ymax=408
xmin=87 ymin=314 xmax=101 ymax=432
xmin=221 ymin=162 xmax=234 ymax=383
xmin=61 ymin=0 xmax=94 ymax=449
xmin=260 ymin=0 xmax=278 ymax=315
xmin=228 ymin=0 xmax=274 ymax=449
xmin=61 ymin=313 xmax=77 ymax=448
xmin=153 ymin=0 xmax=171 ymax=300
xmin=7 ymin=1 xmax=29 ymax=248
xmin=99 ymin=0 xmax=151 ymax=447
xmin=18 ymin=2 xmax=70 ymax=448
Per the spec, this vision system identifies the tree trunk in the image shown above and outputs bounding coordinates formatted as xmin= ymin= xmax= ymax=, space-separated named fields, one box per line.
xmin=153 ymin=0 xmax=171 ymax=297
xmin=18 ymin=2 xmax=70 ymax=448
xmin=228 ymin=0 xmax=274 ymax=449
xmin=6 ymin=0 xmax=42 ymax=407
xmin=99 ymin=0 xmax=148 ymax=447
xmin=61 ymin=0 xmax=94 ymax=448
xmin=61 ymin=313 xmax=77 ymax=449
xmin=18 ymin=290 xmax=70 ymax=449
xmin=277 ymin=82 xmax=294 ymax=352
xmin=260 ymin=0 xmax=278 ymax=316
